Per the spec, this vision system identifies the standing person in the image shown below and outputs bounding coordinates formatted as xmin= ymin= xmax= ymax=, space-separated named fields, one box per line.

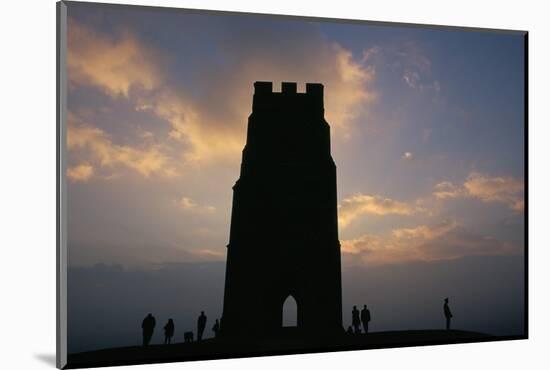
xmin=212 ymin=319 xmax=220 ymax=338
xmin=360 ymin=305 xmax=371 ymax=334
xmin=141 ymin=313 xmax=156 ymax=346
xmin=197 ymin=311 xmax=207 ymax=341
xmin=352 ymin=306 xmax=361 ymax=334
xmin=163 ymin=318 xmax=175 ymax=344
xmin=444 ymin=298 xmax=453 ymax=330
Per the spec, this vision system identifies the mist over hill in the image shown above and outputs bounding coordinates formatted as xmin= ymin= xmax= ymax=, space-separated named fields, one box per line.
xmin=68 ymin=254 xmax=524 ymax=353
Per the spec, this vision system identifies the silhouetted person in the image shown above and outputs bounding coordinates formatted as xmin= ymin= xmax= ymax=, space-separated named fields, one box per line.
xmin=197 ymin=311 xmax=207 ymax=341
xmin=352 ymin=306 xmax=361 ymax=334
xmin=163 ymin=319 xmax=175 ymax=344
xmin=346 ymin=326 xmax=354 ymax=335
xmin=212 ymin=319 xmax=220 ymax=338
xmin=444 ymin=298 xmax=453 ymax=330
xmin=141 ymin=313 xmax=156 ymax=346
xmin=361 ymin=304 xmax=371 ymax=334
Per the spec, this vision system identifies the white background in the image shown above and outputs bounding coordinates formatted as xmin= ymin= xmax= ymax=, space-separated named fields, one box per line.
xmin=1 ymin=0 xmax=548 ymax=369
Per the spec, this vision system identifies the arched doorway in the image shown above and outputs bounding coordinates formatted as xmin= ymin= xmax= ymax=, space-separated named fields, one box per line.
xmin=282 ymin=295 xmax=298 ymax=327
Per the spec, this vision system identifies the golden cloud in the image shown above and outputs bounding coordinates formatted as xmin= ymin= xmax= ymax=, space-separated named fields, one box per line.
xmin=341 ymin=220 xmax=521 ymax=266
xmin=464 ymin=172 xmax=524 ymax=206
xmin=154 ymin=43 xmax=378 ymax=163
xmin=147 ymin=91 xmax=245 ymax=164
xmin=338 ymin=193 xmax=419 ymax=228
xmin=176 ymin=196 xmax=216 ymax=214
xmin=67 ymin=163 xmax=94 ymax=182
xmin=67 ymin=19 xmax=379 ymax=167
xmin=68 ymin=20 xmax=162 ymax=97
xmin=433 ymin=172 xmax=524 ymax=212
xmin=67 ymin=113 xmax=177 ymax=178
xmin=433 ymin=181 xmax=464 ymax=199
xmin=325 ymin=44 xmax=377 ymax=137
xmin=391 ymin=221 xmax=458 ymax=241
xmin=339 ymin=171 xmax=523 ymax=231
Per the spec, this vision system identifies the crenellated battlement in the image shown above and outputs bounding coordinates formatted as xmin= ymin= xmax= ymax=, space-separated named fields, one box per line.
xmin=254 ymin=81 xmax=324 ymax=96
xmin=252 ymin=81 xmax=324 ymax=113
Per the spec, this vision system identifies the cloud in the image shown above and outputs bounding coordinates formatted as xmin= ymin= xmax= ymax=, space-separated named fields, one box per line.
xmin=189 ymin=248 xmax=225 ymax=259
xmin=380 ymin=41 xmax=440 ymax=93
xmin=67 ymin=113 xmax=178 ymax=178
xmin=403 ymin=70 xmax=421 ymax=89
xmin=326 ymin=44 xmax=377 ymax=136
xmin=179 ymin=197 xmax=197 ymax=209
xmin=339 ymin=171 xmax=523 ymax=230
xmin=177 ymin=196 xmax=216 ymax=214
xmin=338 ymin=193 xmax=420 ymax=228
xmin=433 ymin=181 xmax=464 ymax=199
xmin=139 ymin=130 xmax=154 ymax=140
xmin=154 ymin=42 xmax=378 ymax=162
xmin=433 ymin=172 xmax=524 ymax=212
xmin=68 ymin=19 xmax=379 ymax=167
xmin=341 ymin=220 xmax=521 ymax=266
xmin=68 ymin=20 xmax=162 ymax=97
xmin=403 ymin=69 xmax=439 ymax=92
xmin=67 ymin=163 xmax=94 ymax=182
xmin=464 ymin=172 xmax=524 ymax=211
xmin=146 ymin=90 xmax=246 ymax=164
xmin=391 ymin=221 xmax=458 ymax=241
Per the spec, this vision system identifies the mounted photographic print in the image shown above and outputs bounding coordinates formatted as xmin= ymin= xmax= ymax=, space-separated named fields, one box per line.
xmin=56 ymin=1 xmax=528 ymax=368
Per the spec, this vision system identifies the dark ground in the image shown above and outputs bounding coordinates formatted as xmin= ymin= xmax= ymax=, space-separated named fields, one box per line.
xmin=65 ymin=329 xmax=500 ymax=369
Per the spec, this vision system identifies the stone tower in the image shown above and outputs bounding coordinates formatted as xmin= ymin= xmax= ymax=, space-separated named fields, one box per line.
xmin=221 ymin=81 xmax=342 ymax=340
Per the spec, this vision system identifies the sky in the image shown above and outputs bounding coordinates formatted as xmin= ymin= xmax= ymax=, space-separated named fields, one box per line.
xmin=65 ymin=3 xmax=526 ymax=353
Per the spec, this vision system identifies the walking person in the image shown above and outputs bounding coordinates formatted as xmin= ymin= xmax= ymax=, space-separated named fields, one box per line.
xmin=360 ymin=305 xmax=371 ymax=334
xmin=141 ymin=313 xmax=156 ymax=346
xmin=163 ymin=318 xmax=175 ymax=344
xmin=197 ymin=311 xmax=207 ymax=341
xmin=212 ymin=319 xmax=220 ymax=338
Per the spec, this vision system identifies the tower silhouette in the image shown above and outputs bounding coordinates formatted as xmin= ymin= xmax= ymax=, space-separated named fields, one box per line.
xmin=221 ymin=81 xmax=343 ymax=340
